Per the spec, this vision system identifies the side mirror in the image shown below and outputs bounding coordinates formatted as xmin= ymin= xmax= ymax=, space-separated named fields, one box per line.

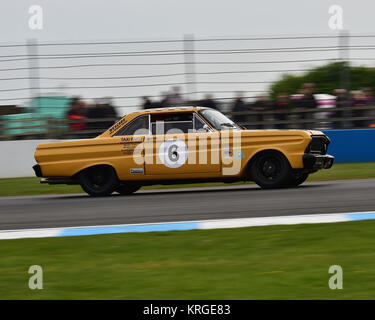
xmin=203 ymin=124 xmax=210 ymax=132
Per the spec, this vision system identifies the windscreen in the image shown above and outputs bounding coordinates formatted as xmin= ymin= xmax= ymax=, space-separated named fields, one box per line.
xmin=199 ymin=109 xmax=242 ymax=131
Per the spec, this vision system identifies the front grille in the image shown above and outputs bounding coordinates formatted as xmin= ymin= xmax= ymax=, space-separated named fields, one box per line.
xmin=306 ymin=135 xmax=330 ymax=155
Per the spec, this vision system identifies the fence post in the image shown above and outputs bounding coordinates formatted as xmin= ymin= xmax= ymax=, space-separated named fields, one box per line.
xmin=338 ymin=30 xmax=350 ymax=93
xmin=184 ymin=34 xmax=197 ymax=102
xmin=338 ymin=30 xmax=352 ymax=128
xmin=27 ymin=38 xmax=40 ymax=110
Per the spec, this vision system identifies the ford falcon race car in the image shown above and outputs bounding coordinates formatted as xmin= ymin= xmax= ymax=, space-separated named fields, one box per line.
xmin=33 ymin=106 xmax=334 ymax=196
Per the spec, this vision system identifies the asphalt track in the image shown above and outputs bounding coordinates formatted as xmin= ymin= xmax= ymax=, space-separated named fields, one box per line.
xmin=0 ymin=179 xmax=374 ymax=230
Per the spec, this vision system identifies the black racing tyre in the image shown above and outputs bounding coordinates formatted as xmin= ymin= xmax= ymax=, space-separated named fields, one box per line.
xmin=288 ymin=172 xmax=309 ymax=187
xmin=115 ymin=184 xmax=141 ymax=195
xmin=250 ymin=151 xmax=293 ymax=189
xmin=79 ymin=166 xmax=119 ymax=197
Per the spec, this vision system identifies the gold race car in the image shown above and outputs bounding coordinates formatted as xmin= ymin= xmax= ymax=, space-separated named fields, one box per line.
xmin=33 ymin=107 xmax=334 ymax=196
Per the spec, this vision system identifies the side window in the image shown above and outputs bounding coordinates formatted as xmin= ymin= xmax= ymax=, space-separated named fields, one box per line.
xmin=115 ymin=115 xmax=150 ymax=136
xmin=151 ymin=113 xmax=194 ymax=134
xmin=193 ymin=114 xmax=208 ymax=132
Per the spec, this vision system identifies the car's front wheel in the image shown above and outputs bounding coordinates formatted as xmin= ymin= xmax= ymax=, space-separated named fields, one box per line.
xmin=79 ymin=166 xmax=119 ymax=197
xmin=250 ymin=151 xmax=292 ymax=189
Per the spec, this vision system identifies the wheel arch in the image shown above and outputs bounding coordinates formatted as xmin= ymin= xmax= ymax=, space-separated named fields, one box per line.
xmin=72 ymin=163 xmax=120 ymax=180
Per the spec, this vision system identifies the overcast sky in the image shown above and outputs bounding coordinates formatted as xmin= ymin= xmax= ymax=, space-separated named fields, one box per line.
xmin=0 ymin=0 xmax=374 ymax=114
xmin=1 ymin=0 xmax=374 ymax=42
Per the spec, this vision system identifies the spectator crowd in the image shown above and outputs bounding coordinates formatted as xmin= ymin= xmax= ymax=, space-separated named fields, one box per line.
xmin=65 ymin=83 xmax=375 ymax=138
xmin=140 ymin=83 xmax=375 ymax=130
xmin=66 ymin=96 xmax=117 ymax=137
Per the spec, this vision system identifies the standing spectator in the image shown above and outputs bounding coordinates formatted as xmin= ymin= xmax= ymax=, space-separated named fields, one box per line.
xmin=362 ymin=88 xmax=375 ymax=127
xmin=169 ymin=86 xmax=184 ymax=107
xmin=362 ymin=87 xmax=375 ymax=106
xmin=251 ymin=94 xmax=270 ymax=129
xmin=231 ymin=92 xmax=246 ymax=125
xmin=67 ymin=97 xmax=87 ymax=135
xmin=273 ymin=94 xmax=290 ymax=129
xmin=333 ymin=89 xmax=350 ymax=129
xmin=201 ymin=94 xmax=218 ymax=110
xmin=294 ymin=83 xmax=318 ymax=129
xmin=159 ymin=92 xmax=170 ymax=109
xmin=351 ymin=90 xmax=367 ymax=128
xmin=86 ymin=98 xmax=118 ymax=137
xmin=86 ymin=100 xmax=106 ymax=137
xmin=142 ymin=96 xmax=152 ymax=109
xmin=101 ymin=97 xmax=118 ymax=128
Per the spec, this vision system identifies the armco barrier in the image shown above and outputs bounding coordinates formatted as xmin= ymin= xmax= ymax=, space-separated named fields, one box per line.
xmin=0 ymin=139 xmax=60 ymax=178
xmin=323 ymin=129 xmax=375 ymax=163
xmin=0 ymin=130 xmax=374 ymax=178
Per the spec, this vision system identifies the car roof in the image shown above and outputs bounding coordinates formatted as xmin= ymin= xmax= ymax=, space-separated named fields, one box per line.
xmin=138 ymin=106 xmax=206 ymax=114
xmin=101 ymin=106 xmax=210 ymax=137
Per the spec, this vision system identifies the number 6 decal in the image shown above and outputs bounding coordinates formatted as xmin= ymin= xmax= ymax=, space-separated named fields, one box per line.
xmin=159 ymin=139 xmax=188 ymax=168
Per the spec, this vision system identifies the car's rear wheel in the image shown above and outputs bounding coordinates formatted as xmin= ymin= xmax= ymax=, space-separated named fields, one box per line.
xmin=79 ymin=166 xmax=119 ymax=197
xmin=250 ymin=151 xmax=292 ymax=189
xmin=115 ymin=184 xmax=141 ymax=195
xmin=288 ymin=172 xmax=309 ymax=187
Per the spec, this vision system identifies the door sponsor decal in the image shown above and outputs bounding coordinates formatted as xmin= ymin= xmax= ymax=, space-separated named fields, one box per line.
xmin=130 ymin=168 xmax=144 ymax=174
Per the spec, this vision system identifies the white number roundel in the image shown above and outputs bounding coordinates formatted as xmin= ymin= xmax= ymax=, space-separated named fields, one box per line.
xmin=158 ymin=139 xmax=188 ymax=168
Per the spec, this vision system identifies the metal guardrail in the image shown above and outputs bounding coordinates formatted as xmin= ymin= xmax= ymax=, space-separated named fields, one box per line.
xmin=0 ymin=106 xmax=374 ymax=140
xmin=0 ymin=117 xmax=120 ymax=140
xmin=225 ymin=105 xmax=375 ymax=129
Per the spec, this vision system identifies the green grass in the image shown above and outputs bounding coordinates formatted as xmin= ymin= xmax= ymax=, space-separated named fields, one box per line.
xmin=1 ymin=162 xmax=375 ymax=197
xmin=0 ymin=220 xmax=374 ymax=299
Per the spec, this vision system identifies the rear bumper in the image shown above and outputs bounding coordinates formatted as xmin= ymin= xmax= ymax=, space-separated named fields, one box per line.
xmin=303 ymin=154 xmax=334 ymax=169
xmin=32 ymin=164 xmax=42 ymax=177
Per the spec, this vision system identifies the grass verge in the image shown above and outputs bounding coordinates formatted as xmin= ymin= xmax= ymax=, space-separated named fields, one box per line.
xmin=0 ymin=220 xmax=374 ymax=299
xmin=1 ymin=162 xmax=375 ymax=197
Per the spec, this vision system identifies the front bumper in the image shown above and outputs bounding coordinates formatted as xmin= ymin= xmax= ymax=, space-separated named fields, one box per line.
xmin=303 ymin=154 xmax=334 ymax=169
